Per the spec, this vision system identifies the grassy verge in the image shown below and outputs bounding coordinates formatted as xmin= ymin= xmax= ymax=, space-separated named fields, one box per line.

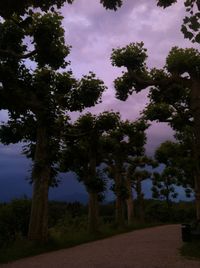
xmin=181 ymin=240 xmax=200 ymax=260
xmin=0 ymin=222 xmax=161 ymax=264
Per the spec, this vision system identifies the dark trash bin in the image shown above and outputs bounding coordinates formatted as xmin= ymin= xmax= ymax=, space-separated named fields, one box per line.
xmin=181 ymin=223 xmax=191 ymax=242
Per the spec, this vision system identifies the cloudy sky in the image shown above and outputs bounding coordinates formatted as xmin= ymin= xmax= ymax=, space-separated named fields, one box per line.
xmin=0 ymin=0 xmax=195 ymax=201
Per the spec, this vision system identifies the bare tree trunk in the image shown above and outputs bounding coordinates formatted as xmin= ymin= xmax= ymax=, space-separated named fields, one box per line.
xmin=191 ymin=79 xmax=200 ymax=220
xmin=28 ymin=124 xmax=50 ymax=242
xmin=165 ymin=181 xmax=171 ymax=211
xmin=87 ymin=147 xmax=99 ymax=234
xmin=88 ymin=191 xmax=99 ymax=234
xmin=126 ymin=177 xmax=134 ymax=225
xmin=115 ymin=170 xmax=125 ymax=227
xmin=116 ymin=195 xmax=125 ymax=227
xmin=136 ymin=179 xmax=144 ymax=222
xmin=194 ymin=175 xmax=200 ymax=220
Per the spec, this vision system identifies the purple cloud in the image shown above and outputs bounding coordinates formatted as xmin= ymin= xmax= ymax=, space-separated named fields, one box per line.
xmin=0 ymin=0 xmax=195 ymax=154
xmin=61 ymin=0 xmax=192 ymax=153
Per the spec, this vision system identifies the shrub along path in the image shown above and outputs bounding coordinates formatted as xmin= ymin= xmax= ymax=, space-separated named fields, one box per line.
xmin=1 ymin=225 xmax=200 ymax=268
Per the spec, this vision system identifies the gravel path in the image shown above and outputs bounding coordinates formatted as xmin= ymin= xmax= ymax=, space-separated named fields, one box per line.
xmin=1 ymin=225 xmax=200 ymax=268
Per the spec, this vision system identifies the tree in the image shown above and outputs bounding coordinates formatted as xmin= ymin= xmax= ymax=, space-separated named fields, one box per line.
xmin=1 ymin=69 xmax=106 ymax=242
xmin=152 ymin=142 xmax=180 ymax=209
xmin=126 ymin=156 xmax=157 ymax=223
xmin=157 ymin=0 xmax=200 ymax=43
xmin=143 ymin=68 xmax=197 ymax=214
xmin=0 ymin=20 xmax=106 ymax=242
xmin=0 ymin=0 xmax=122 ymax=20
xmin=152 ymin=169 xmax=178 ymax=208
xmin=0 ymin=9 xmax=71 ymax=241
xmin=61 ymin=111 xmax=120 ymax=233
xmin=133 ymin=170 xmax=150 ymax=222
xmin=104 ymin=119 xmax=148 ymax=226
xmin=153 ymin=139 xmax=193 ymax=200
xmin=111 ymin=42 xmax=200 ymax=220
xmin=0 ymin=0 xmax=126 ymax=242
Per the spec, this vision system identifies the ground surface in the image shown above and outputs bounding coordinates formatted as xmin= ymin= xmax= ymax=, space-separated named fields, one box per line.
xmin=1 ymin=225 xmax=200 ymax=268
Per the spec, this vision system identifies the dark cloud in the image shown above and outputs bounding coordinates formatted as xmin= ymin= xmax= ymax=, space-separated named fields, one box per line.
xmin=0 ymin=149 xmax=86 ymax=202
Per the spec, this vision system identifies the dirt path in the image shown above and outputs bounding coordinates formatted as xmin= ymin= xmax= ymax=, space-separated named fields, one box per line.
xmin=1 ymin=225 xmax=200 ymax=268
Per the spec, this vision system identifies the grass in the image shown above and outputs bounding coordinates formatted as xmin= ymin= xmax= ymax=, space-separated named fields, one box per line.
xmin=0 ymin=222 xmax=161 ymax=264
xmin=181 ymin=240 xmax=200 ymax=260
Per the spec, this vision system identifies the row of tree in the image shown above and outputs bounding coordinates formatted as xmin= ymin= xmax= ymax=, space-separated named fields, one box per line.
xmin=0 ymin=110 xmax=195 ymax=238
xmin=111 ymin=41 xmax=200 ymax=219
xmin=0 ymin=0 xmax=200 ymax=242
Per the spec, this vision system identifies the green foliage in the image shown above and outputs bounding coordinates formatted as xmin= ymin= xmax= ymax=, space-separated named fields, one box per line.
xmin=145 ymin=103 xmax=174 ymax=122
xmin=153 ymin=140 xmax=194 ymax=198
xmin=145 ymin=202 xmax=171 ymax=222
xmin=111 ymin=43 xmax=197 ymax=104
xmin=104 ymin=119 xmax=149 ymax=208
xmin=133 ymin=170 xmax=151 ymax=183
xmin=54 ymin=213 xmax=88 ymax=233
xmin=152 ymin=170 xmax=178 ymax=202
xmin=155 ymin=141 xmax=179 ymax=164
xmin=166 ymin=47 xmax=200 ymax=77
xmin=181 ymin=0 xmax=200 ymax=43
xmin=144 ymin=70 xmax=192 ymax=133
xmin=96 ymin=111 xmax=120 ymax=131
xmin=103 ymin=119 xmax=148 ymax=164
xmin=0 ymin=199 xmax=88 ymax=247
xmin=0 ymin=19 xmax=25 ymax=57
xmin=181 ymin=240 xmax=200 ymax=260
xmin=157 ymin=0 xmax=200 ymax=43
xmin=114 ymin=73 xmax=136 ymax=100
xmin=100 ymin=0 xmax=123 ymax=11
xmin=31 ymin=13 xmax=70 ymax=69
xmin=0 ymin=217 xmax=160 ymax=264
xmin=111 ymin=43 xmax=198 ymax=204
xmin=157 ymin=0 xmax=177 ymax=8
xmin=145 ymin=200 xmax=195 ymax=223
xmin=0 ymin=116 xmax=36 ymax=145
xmin=61 ymin=112 xmax=120 ymax=194
xmin=0 ymin=0 xmax=123 ymax=19
xmin=0 ymin=198 xmax=31 ymax=246
xmin=69 ymin=73 xmax=106 ymax=111
xmin=85 ymin=172 xmax=107 ymax=194
xmin=0 ymin=0 xmax=74 ymax=19
xmin=111 ymin=42 xmax=147 ymax=71
xmin=111 ymin=182 xmax=129 ymax=200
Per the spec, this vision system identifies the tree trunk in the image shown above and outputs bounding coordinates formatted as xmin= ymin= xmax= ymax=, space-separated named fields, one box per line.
xmin=126 ymin=177 xmax=134 ymax=225
xmin=87 ymin=145 xmax=99 ymax=234
xmin=165 ymin=181 xmax=171 ymax=211
xmin=194 ymin=175 xmax=200 ymax=220
xmin=190 ymin=79 xmax=200 ymax=220
xmin=136 ymin=179 xmax=144 ymax=222
xmin=115 ymin=170 xmax=125 ymax=227
xmin=116 ymin=195 xmax=125 ymax=227
xmin=28 ymin=123 xmax=50 ymax=242
xmin=88 ymin=191 xmax=99 ymax=234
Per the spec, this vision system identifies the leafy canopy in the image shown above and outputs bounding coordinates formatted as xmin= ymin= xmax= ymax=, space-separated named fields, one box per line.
xmin=0 ymin=0 xmax=123 ymax=19
xmin=157 ymin=0 xmax=200 ymax=43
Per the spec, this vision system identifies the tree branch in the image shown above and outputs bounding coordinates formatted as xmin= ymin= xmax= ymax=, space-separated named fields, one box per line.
xmin=0 ymin=49 xmax=37 ymax=59
xmin=128 ymin=70 xmax=192 ymax=90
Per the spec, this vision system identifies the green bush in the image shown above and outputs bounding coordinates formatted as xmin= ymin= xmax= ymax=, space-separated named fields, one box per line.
xmin=0 ymin=198 xmax=31 ymax=246
xmin=53 ymin=213 xmax=88 ymax=234
xmin=145 ymin=202 xmax=170 ymax=222
xmin=144 ymin=200 xmax=196 ymax=223
xmin=173 ymin=202 xmax=196 ymax=223
xmin=48 ymin=201 xmax=86 ymax=228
